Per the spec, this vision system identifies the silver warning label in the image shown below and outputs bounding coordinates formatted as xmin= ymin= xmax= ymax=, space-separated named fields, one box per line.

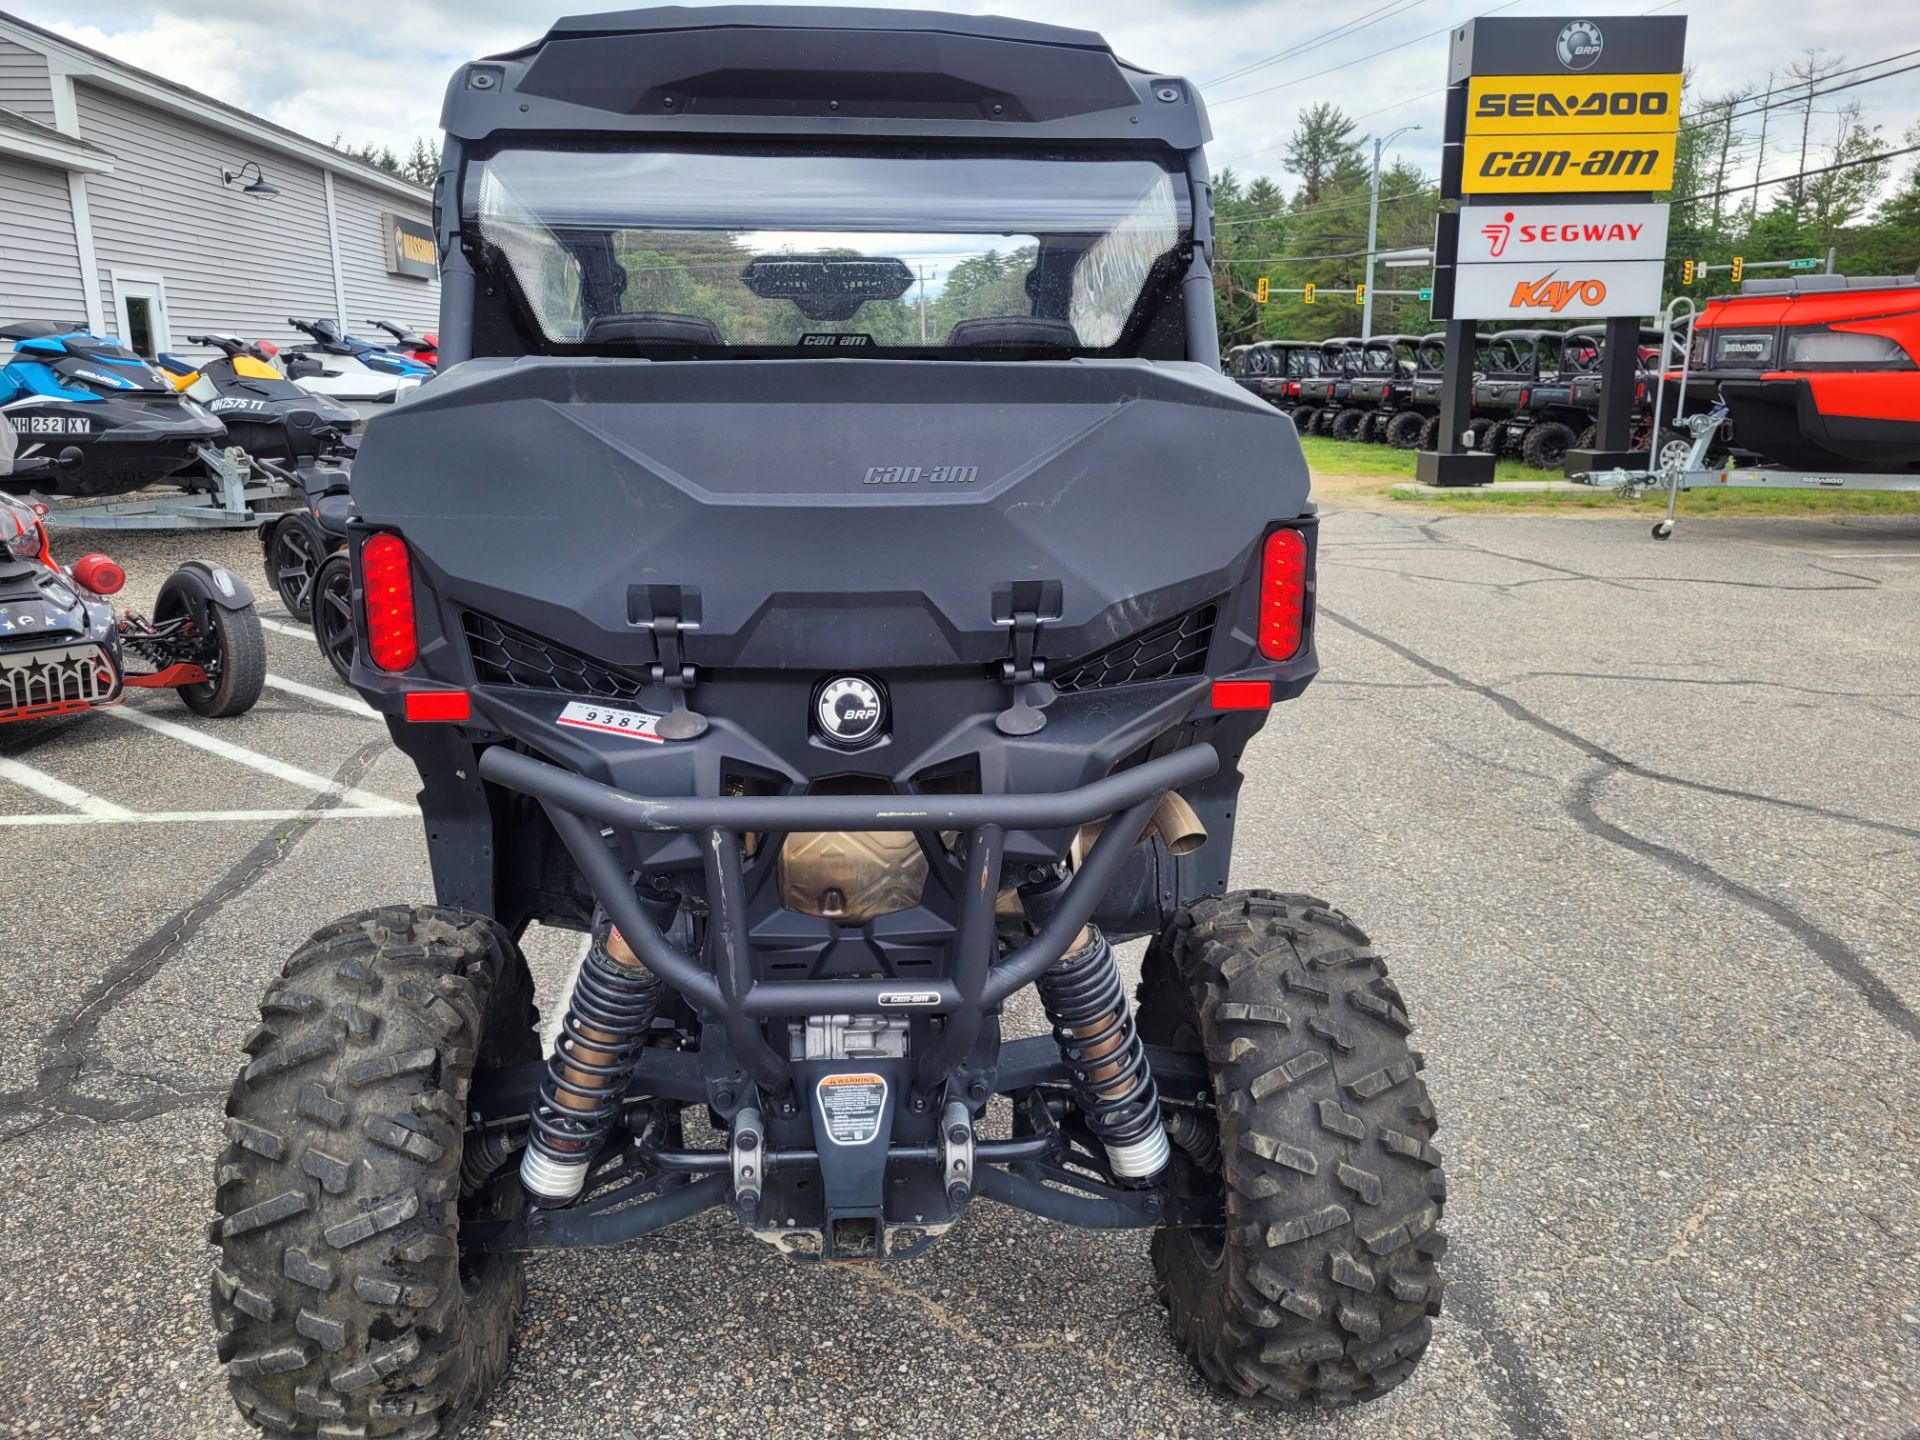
xmin=815 ymin=1072 xmax=887 ymax=1146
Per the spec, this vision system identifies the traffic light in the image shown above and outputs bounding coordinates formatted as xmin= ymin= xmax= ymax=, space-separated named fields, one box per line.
xmin=1256 ymin=276 xmax=1269 ymax=304
xmin=1354 ymin=283 xmax=1366 ymax=306
xmin=1681 ymin=258 xmax=1696 ymax=285
xmin=1730 ymin=255 xmax=1744 ymax=283
xmin=1303 ymin=282 xmax=1316 ymax=306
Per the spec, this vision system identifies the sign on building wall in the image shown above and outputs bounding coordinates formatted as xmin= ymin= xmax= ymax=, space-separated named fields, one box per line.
xmin=384 ymin=213 xmax=438 ymax=280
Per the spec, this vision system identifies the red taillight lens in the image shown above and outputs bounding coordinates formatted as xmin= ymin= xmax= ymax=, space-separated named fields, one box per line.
xmin=1519 ymin=387 xmax=1531 ymax=407
xmin=1258 ymin=529 xmax=1309 ymax=661
xmin=361 ymin=532 xmax=418 ymax=672
xmin=71 ymin=553 xmax=125 ymax=595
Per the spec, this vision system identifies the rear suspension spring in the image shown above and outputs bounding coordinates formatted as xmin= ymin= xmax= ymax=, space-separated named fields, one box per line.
xmin=1034 ymin=926 xmax=1169 ymax=1183
xmin=520 ymin=920 xmax=667 ymax=1204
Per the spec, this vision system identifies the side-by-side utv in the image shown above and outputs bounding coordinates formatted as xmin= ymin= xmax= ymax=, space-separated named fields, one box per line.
xmin=209 ymin=11 xmax=1446 ymax=1436
xmin=1294 ymin=336 xmax=1363 ymax=436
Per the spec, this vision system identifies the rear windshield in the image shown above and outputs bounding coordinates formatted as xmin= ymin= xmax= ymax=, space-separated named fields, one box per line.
xmin=463 ymin=146 xmax=1192 ymax=358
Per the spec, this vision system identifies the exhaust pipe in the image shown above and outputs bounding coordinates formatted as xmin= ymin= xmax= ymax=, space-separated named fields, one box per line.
xmin=1147 ymin=790 xmax=1207 ymax=856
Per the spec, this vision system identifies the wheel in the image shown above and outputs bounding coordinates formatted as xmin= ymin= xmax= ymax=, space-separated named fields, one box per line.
xmin=1331 ymin=409 xmax=1368 ymax=443
xmin=178 ymin=602 xmax=267 ymax=718
xmin=212 ymin=906 xmax=540 ymax=1439
xmin=1652 ymin=520 xmax=1674 ymax=540
xmin=1139 ymin=891 xmax=1445 ymax=1409
xmin=1520 ymin=421 xmax=1576 ymax=471
xmin=1305 ymin=408 xmax=1331 ymax=436
xmin=1463 ymin=419 xmax=1497 ymax=452
xmin=1416 ymin=416 xmax=1439 ymax=452
xmin=1574 ymin=425 xmax=1596 ymax=451
xmin=1385 ymin=411 xmax=1426 ymax=450
xmin=312 ymin=552 xmax=356 ymax=685
xmin=266 ymin=515 xmax=327 ymax=622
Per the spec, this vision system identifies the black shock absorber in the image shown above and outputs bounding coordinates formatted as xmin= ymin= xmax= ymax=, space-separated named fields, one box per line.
xmin=519 ymin=915 xmax=668 ymax=1205
xmin=1034 ymin=925 xmax=1170 ymax=1183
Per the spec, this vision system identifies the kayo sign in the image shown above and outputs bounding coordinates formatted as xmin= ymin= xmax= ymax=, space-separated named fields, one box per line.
xmin=1449 ymin=260 xmax=1665 ymax=321
xmin=1459 ymin=202 xmax=1669 ymax=265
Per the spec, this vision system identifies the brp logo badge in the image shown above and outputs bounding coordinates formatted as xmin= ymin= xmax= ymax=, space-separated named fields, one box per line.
xmin=1556 ymin=20 xmax=1604 ymax=71
xmin=814 ymin=675 xmax=887 ymax=748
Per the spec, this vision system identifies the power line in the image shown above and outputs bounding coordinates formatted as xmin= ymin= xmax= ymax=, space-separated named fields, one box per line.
xmin=1678 ymin=55 xmax=1920 ymax=135
xmin=1671 ymin=143 xmax=1920 ymax=206
xmin=1208 ymin=0 xmax=1525 ymax=109
xmin=1200 ymin=0 xmax=1432 ymax=91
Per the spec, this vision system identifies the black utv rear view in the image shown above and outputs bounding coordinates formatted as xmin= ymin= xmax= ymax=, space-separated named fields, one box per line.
xmin=208 ymin=10 xmax=1446 ymax=1435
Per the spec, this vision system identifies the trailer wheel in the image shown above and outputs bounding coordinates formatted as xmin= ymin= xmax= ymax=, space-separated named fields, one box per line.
xmin=1521 ymin=421 xmax=1576 ymax=470
xmin=1139 ymin=891 xmax=1446 ymax=1410
xmin=1332 ymin=409 xmax=1368 ymax=443
xmin=1385 ymin=412 xmax=1426 ymax=450
xmin=212 ymin=907 xmax=539 ymax=1439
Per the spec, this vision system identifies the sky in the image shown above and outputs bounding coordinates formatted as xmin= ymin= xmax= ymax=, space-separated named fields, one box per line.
xmin=10 ymin=0 xmax=1920 ymax=206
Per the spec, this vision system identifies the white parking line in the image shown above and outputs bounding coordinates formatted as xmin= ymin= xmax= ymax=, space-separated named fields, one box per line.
xmin=105 ymin=705 xmax=412 ymax=814
xmin=0 ymin=807 xmax=414 ymax=827
xmin=0 ymin=755 xmax=135 ymax=820
xmin=264 ymin=673 xmax=377 ymax=718
xmin=258 ymin=616 xmax=312 ymax=640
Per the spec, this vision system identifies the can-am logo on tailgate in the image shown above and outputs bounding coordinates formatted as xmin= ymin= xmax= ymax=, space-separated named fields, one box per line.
xmin=863 ymin=465 xmax=978 ymax=486
xmin=1509 ymin=275 xmax=1608 ymax=313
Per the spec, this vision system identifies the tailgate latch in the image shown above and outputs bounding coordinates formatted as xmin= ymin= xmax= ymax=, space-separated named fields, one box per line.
xmin=990 ymin=580 xmax=1062 ymax=736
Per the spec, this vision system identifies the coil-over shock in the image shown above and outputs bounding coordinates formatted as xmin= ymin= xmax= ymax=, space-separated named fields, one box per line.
xmin=520 ymin=914 xmax=669 ymax=1204
xmin=1035 ymin=926 xmax=1169 ymax=1182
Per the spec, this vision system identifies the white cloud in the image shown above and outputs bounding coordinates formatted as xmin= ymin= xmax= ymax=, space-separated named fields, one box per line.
xmin=12 ymin=0 xmax=1919 ymax=205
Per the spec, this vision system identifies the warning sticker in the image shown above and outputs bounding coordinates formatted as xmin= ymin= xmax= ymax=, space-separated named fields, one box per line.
xmin=555 ymin=701 xmax=664 ymax=743
xmin=815 ymin=1072 xmax=887 ymax=1146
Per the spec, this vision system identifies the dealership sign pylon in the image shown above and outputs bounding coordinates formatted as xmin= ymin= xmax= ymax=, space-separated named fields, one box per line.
xmin=1418 ymin=14 xmax=1687 ymax=487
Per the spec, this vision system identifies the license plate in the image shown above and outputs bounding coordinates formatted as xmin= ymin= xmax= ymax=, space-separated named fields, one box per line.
xmin=15 ymin=415 xmax=92 ymax=435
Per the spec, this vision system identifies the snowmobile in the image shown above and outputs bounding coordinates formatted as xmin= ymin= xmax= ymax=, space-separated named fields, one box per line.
xmin=0 ymin=321 xmax=226 ymax=498
xmin=0 ymin=488 xmax=263 ymax=723
xmin=209 ymin=10 xmax=1448 ymax=1438
xmin=278 ymin=317 xmax=432 ymax=411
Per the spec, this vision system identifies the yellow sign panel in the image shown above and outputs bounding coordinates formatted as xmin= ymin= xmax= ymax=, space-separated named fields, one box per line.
xmin=1461 ymin=133 xmax=1675 ymax=194
xmin=1466 ymin=73 xmax=1682 ymax=135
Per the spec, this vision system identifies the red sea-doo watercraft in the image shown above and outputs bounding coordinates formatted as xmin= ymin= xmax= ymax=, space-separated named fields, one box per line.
xmin=0 ymin=322 xmax=227 ymax=497
xmin=365 ymin=319 xmax=438 ymax=368
xmin=1687 ymin=273 xmax=1920 ymax=472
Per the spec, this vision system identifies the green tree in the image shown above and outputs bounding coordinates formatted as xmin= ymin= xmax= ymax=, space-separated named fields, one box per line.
xmin=1286 ymin=103 xmax=1366 ymax=208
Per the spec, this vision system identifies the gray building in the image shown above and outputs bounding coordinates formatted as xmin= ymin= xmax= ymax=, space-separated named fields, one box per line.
xmin=0 ymin=10 xmax=437 ymax=362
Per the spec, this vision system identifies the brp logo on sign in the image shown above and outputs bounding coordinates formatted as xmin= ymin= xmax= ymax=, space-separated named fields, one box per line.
xmin=1556 ymin=20 xmax=1604 ymax=71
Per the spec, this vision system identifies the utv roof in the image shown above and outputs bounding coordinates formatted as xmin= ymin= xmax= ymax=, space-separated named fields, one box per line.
xmin=443 ymin=5 xmax=1208 ymax=149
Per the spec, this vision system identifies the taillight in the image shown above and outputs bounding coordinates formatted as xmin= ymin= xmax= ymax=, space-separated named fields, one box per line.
xmin=1519 ymin=387 xmax=1531 ymax=407
xmin=1258 ymin=529 xmax=1308 ymax=661
xmin=361 ymin=532 xmax=418 ymax=672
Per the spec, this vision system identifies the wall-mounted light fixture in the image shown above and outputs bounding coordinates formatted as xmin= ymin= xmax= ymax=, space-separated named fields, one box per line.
xmin=219 ymin=160 xmax=280 ymax=197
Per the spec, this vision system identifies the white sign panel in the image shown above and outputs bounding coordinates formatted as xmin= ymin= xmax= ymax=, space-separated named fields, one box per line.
xmin=1450 ymin=259 xmax=1666 ymax=321
xmin=1459 ymin=202 xmax=1670 ymax=266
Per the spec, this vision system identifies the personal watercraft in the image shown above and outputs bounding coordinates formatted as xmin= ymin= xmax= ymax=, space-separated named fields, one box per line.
xmin=278 ymin=317 xmax=430 ymax=410
xmin=364 ymin=319 xmax=437 ymax=368
xmin=157 ymin=334 xmax=360 ymax=470
xmin=0 ymin=322 xmax=226 ymax=498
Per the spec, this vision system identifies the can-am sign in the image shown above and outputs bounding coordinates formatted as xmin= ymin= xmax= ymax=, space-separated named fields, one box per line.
xmin=1450 ymin=260 xmax=1665 ymax=321
xmin=1459 ymin=202 xmax=1669 ymax=265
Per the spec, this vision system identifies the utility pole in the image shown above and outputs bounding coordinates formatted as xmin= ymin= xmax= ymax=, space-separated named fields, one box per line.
xmin=918 ymin=264 xmax=927 ymax=344
xmin=1362 ymin=125 xmax=1420 ymax=341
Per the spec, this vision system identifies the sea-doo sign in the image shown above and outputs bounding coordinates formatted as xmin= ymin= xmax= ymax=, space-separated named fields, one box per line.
xmin=1466 ymin=73 xmax=1682 ymax=133
xmin=1459 ymin=202 xmax=1669 ymax=265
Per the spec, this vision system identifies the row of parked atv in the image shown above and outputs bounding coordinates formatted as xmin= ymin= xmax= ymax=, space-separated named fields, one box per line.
xmin=1225 ymin=327 xmax=1665 ymax=471
xmin=1 ymin=317 xmax=438 ymax=683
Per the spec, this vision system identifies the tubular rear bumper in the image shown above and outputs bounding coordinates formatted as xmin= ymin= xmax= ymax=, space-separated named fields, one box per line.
xmin=479 ymin=742 xmax=1218 ymax=1091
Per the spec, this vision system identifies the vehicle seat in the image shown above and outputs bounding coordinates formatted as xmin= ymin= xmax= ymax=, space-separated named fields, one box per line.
xmin=945 ymin=316 xmax=1078 ymax=347
xmin=581 ymin=313 xmax=723 ymax=346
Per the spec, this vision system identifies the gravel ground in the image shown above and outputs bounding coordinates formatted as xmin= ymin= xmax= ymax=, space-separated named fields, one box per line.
xmin=0 ymin=504 xmax=1916 ymax=1439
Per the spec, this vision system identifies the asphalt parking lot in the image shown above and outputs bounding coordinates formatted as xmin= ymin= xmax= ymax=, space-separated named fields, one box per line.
xmin=0 ymin=502 xmax=1916 ymax=1440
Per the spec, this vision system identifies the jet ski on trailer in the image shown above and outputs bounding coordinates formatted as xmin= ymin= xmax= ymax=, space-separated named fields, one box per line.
xmin=0 ymin=321 xmax=226 ymax=498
